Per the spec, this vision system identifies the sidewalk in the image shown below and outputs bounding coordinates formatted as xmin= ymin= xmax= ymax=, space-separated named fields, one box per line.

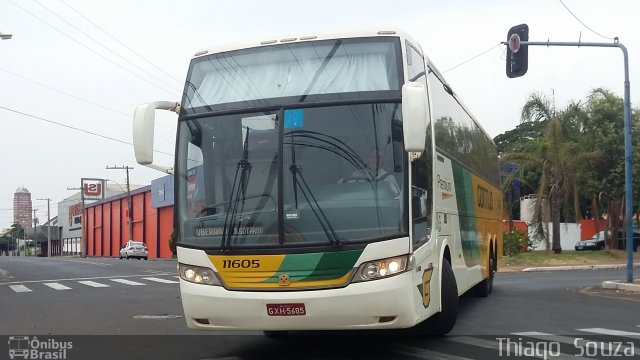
xmin=500 ymin=262 xmax=640 ymax=292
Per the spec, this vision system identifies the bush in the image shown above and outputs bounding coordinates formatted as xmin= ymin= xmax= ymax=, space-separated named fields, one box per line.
xmin=168 ymin=230 xmax=177 ymax=256
xmin=503 ymin=229 xmax=531 ymax=256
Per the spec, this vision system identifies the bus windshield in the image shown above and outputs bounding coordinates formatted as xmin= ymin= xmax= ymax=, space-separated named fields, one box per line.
xmin=183 ymin=37 xmax=402 ymax=111
xmin=176 ymin=103 xmax=407 ymax=249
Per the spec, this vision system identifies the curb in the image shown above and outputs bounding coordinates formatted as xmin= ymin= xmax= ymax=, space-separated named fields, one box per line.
xmin=602 ymin=280 xmax=640 ymax=292
xmin=520 ymin=263 xmax=640 ymax=272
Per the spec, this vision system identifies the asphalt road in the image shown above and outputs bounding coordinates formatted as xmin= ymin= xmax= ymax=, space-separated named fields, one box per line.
xmin=0 ymin=256 xmax=638 ymax=360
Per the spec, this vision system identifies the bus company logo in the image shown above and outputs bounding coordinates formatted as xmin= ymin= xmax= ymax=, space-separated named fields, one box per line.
xmin=8 ymin=336 xmax=73 ymax=359
xmin=278 ymin=273 xmax=290 ymax=286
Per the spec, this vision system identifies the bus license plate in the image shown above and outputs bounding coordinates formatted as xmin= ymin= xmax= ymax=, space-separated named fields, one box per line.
xmin=266 ymin=303 xmax=306 ymax=316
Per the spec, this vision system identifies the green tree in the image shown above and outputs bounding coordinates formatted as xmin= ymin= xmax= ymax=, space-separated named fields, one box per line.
xmin=494 ymin=120 xmax=548 ymax=155
xmin=9 ymin=223 xmax=25 ymax=240
xmin=502 ymin=93 xmax=594 ymax=254
xmin=578 ymin=88 xmax=638 ymax=249
xmin=0 ymin=233 xmax=10 ymax=254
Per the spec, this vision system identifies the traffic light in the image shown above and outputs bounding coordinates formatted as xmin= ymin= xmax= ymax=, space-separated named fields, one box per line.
xmin=506 ymin=24 xmax=529 ymax=78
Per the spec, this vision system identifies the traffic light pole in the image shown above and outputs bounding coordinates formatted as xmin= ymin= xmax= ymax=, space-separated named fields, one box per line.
xmin=504 ymin=38 xmax=633 ymax=283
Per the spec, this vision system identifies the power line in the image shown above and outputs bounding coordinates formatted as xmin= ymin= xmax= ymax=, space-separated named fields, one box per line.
xmin=7 ymin=0 xmax=178 ymax=96
xmin=31 ymin=0 xmax=182 ymax=92
xmin=558 ymin=0 xmax=615 ymax=40
xmin=0 ymin=105 xmax=174 ymax=157
xmin=57 ymin=0 xmax=182 ymax=83
xmin=0 ymin=66 xmax=129 ymax=117
xmin=0 ymin=65 xmax=175 ymax=129
xmin=442 ymin=43 xmax=501 ymax=74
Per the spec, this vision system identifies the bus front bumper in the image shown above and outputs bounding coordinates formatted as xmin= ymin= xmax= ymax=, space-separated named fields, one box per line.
xmin=180 ymin=271 xmax=417 ymax=331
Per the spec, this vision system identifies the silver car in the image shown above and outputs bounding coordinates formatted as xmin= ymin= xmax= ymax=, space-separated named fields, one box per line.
xmin=119 ymin=241 xmax=148 ymax=260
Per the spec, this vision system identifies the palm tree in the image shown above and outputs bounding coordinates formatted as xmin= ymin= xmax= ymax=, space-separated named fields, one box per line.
xmin=503 ymin=93 xmax=593 ymax=254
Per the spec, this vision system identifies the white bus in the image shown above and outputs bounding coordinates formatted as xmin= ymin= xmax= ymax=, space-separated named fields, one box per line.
xmin=133 ymin=29 xmax=502 ymax=336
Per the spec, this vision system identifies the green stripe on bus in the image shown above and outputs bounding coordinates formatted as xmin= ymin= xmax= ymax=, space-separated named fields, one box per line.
xmin=263 ymin=249 xmax=363 ymax=283
xmin=452 ymin=163 xmax=480 ymax=267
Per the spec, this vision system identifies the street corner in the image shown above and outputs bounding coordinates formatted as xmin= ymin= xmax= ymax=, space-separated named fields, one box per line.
xmin=602 ymin=279 xmax=640 ymax=293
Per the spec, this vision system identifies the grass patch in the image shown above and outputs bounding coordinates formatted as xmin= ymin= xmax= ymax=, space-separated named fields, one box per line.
xmin=502 ymin=250 xmax=639 ymax=268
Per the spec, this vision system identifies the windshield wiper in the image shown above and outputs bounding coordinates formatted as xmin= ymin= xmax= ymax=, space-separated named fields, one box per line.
xmin=221 ymin=126 xmax=253 ymax=249
xmin=285 ymin=130 xmax=374 ymax=183
xmin=287 ymin=128 xmax=340 ymax=246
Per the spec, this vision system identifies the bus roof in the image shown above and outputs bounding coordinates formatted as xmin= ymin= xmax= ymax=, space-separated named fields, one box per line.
xmin=189 ymin=28 xmax=495 ymax=147
xmin=191 ymin=28 xmax=417 ymax=59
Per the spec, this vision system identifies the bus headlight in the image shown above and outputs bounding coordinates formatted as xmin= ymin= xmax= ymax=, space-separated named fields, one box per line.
xmin=353 ymin=255 xmax=410 ymax=282
xmin=179 ymin=263 xmax=221 ymax=286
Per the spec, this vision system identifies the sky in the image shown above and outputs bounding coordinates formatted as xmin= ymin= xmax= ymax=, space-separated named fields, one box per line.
xmin=0 ymin=0 xmax=638 ymax=228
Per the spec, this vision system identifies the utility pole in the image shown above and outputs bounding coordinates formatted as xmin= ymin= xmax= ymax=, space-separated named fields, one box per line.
xmin=106 ymin=166 xmax=134 ymax=241
xmin=37 ymin=198 xmax=51 ymax=257
xmin=32 ymin=209 xmax=38 ymax=256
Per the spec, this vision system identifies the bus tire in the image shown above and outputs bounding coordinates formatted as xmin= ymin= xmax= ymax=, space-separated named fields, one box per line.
xmin=474 ymin=247 xmax=496 ymax=297
xmin=419 ymin=259 xmax=458 ymax=336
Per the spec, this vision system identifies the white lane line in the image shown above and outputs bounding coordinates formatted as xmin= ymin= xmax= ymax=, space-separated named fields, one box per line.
xmin=55 ymin=258 xmax=114 ymax=267
xmin=578 ymin=328 xmax=640 ymax=337
xmin=44 ymin=282 xmax=71 ymax=290
xmin=142 ymin=277 xmax=179 ymax=284
xmin=78 ymin=281 xmax=110 ymax=288
xmin=0 ymin=273 xmax=176 ymax=286
xmin=9 ymin=285 xmax=32 ymax=293
xmin=512 ymin=331 xmax=554 ymax=336
xmin=110 ymin=279 xmax=146 ymax=286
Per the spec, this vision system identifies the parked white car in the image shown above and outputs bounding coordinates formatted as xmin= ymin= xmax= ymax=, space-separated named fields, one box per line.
xmin=119 ymin=241 xmax=148 ymax=260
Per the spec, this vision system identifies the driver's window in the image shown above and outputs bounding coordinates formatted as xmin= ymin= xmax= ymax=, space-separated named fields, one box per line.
xmin=186 ymin=142 xmax=205 ymax=217
xmin=408 ymin=46 xmax=432 ymax=248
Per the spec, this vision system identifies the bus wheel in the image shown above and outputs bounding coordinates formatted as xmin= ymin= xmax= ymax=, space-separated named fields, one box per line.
xmin=418 ymin=260 xmax=458 ymax=336
xmin=263 ymin=331 xmax=289 ymax=339
xmin=474 ymin=249 xmax=496 ymax=297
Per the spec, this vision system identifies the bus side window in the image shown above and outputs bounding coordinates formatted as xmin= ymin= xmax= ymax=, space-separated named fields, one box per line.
xmin=412 ymin=151 xmax=432 ymax=246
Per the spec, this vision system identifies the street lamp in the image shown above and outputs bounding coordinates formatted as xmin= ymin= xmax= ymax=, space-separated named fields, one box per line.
xmin=0 ymin=32 xmax=12 ymax=40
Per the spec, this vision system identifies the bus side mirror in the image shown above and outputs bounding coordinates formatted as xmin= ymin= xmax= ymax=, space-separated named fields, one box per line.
xmin=133 ymin=101 xmax=180 ymax=174
xmin=401 ymin=82 xmax=428 ymax=153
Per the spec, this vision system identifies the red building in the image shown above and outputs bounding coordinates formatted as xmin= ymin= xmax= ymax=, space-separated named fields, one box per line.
xmin=83 ymin=176 xmax=174 ymax=259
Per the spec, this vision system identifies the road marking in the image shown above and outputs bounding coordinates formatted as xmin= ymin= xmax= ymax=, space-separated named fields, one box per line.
xmin=445 ymin=336 xmax=579 ymax=360
xmin=392 ymin=344 xmax=473 ymax=360
xmin=44 ymin=282 xmax=71 ymax=290
xmin=78 ymin=281 xmax=110 ymax=288
xmin=142 ymin=277 xmax=179 ymax=284
xmin=512 ymin=331 xmax=553 ymax=336
xmin=55 ymin=258 xmax=115 ymax=267
xmin=0 ymin=273 xmax=176 ymax=286
xmin=110 ymin=279 xmax=146 ymax=286
xmin=578 ymin=328 xmax=640 ymax=337
xmin=9 ymin=285 xmax=32 ymax=293
xmin=0 ymin=268 xmax=8 ymax=275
